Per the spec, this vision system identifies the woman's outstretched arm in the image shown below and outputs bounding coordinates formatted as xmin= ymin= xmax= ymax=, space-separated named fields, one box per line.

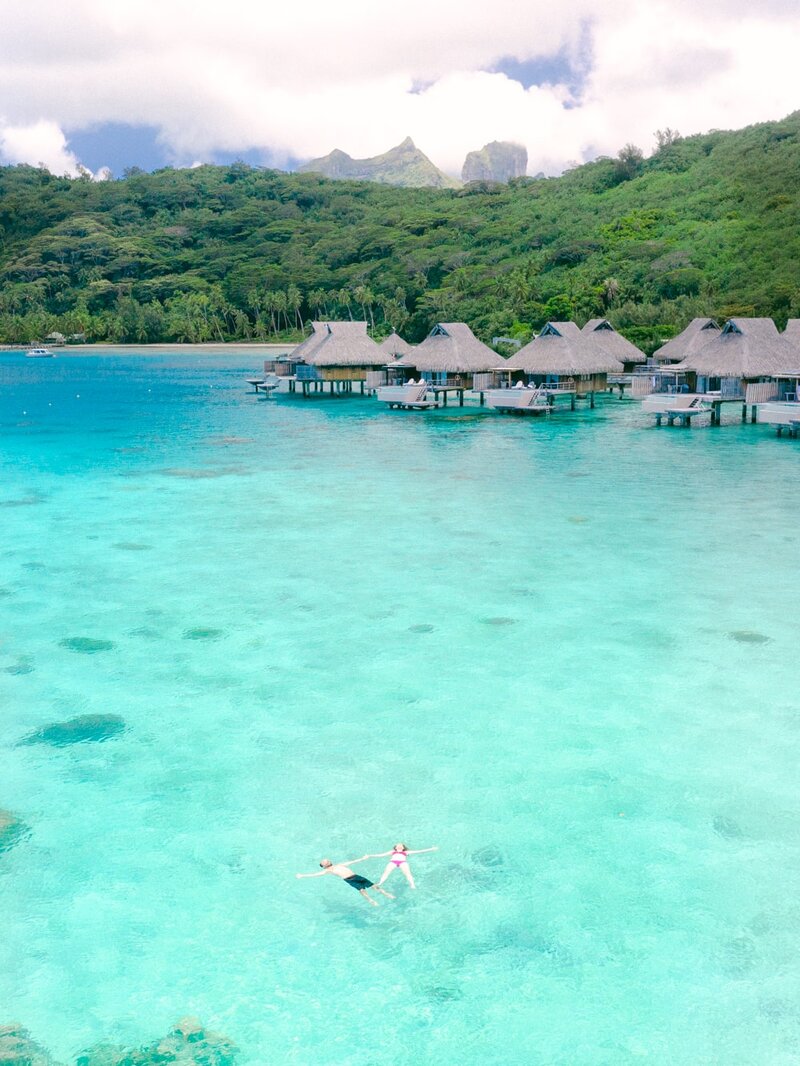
xmin=406 ymin=847 xmax=438 ymax=855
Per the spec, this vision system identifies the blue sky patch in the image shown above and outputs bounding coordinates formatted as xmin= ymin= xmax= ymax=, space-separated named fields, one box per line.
xmin=66 ymin=122 xmax=301 ymax=175
xmin=66 ymin=123 xmax=170 ymax=175
xmin=489 ymin=22 xmax=593 ymax=100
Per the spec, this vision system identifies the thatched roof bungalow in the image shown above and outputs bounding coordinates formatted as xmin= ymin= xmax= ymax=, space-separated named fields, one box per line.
xmin=505 ymin=322 xmax=622 ymax=398
xmin=292 ymin=321 xmax=386 ymax=391
xmin=652 ymin=318 xmax=720 ymax=365
xmin=672 ymin=318 xmax=799 ymax=404
xmin=392 ymin=323 xmax=498 ymax=388
xmin=582 ymin=319 xmax=646 ymax=371
xmin=379 ymin=332 xmax=413 ymax=358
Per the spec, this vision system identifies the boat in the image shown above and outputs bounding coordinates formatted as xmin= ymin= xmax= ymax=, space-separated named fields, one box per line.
xmin=26 ymin=347 xmax=55 ymax=358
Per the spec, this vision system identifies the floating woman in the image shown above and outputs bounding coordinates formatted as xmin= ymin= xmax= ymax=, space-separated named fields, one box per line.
xmin=372 ymin=843 xmax=438 ymax=890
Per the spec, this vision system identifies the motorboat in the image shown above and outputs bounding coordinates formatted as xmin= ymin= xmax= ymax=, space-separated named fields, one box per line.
xmin=26 ymin=347 xmax=55 ymax=358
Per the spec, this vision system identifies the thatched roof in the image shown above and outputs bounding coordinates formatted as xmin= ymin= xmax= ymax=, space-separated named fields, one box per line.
xmin=393 ymin=323 xmax=497 ymax=372
xmin=582 ymin=319 xmax=646 ymax=364
xmin=380 ymin=331 xmax=413 ymax=357
xmin=295 ymin=321 xmax=386 ymax=367
xmin=506 ymin=321 xmax=623 ymax=375
xmin=652 ymin=318 xmax=720 ymax=363
xmin=783 ymin=319 xmax=800 ymax=345
xmin=673 ymin=318 xmax=800 ymax=377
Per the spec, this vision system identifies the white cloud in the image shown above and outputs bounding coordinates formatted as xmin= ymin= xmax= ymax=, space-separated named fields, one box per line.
xmin=0 ymin=119 xmax=86 ymax=176
xmin=0 ymin=0 xmax=798 ymax=176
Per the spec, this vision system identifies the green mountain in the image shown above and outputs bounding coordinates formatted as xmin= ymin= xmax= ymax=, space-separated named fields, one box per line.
xmin=1 ymin=113 xmax=800 ymax=348
xmin=297 ymin=137 xmax=460 ymax=189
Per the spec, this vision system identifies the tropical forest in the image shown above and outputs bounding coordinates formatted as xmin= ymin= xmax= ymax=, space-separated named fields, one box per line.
xmin=1 ymin=113 xmax=800 ymax=353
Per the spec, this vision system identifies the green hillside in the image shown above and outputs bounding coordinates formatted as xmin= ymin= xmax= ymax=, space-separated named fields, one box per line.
xmin=1 ymin=113 xmax=800 ymax=349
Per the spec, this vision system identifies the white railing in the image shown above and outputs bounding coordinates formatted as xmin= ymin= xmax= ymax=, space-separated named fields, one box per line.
xmin=485 ymin=386 xmax=549 ymax=411
xmin=375 ymin=383 xmax=431 ymax=406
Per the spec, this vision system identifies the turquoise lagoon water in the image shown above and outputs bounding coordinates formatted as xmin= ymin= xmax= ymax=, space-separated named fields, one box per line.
xmin=1 ymin=351 xmax=800 ymax=1066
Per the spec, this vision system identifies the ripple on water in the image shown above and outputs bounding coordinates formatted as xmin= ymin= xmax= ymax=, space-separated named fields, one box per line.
xmin=59 ymin=637 xmax=116 ymax=653
xmin=113 ymin=542 xmax=153 ymax=551
xmin=408 ymin=623 xmax=435 ymax=633
xmin=0 ymin=495 xmax=44 ymax=507
xmin=472 ymin=844 xmax=505 ymax=868
xmin=20 ymin=713 xmax=127 ymax=747
xmin=160 ymin=466 xmax=248 ymax=479
xmin=481 ymin=616 xmax=517 ymax=626
xmin=713 ymin=815 xmax=745 ymax=839
xmin=204 ymin=435 xmax=255 ymax=446
xmin=4 ymin=656 xmax=34 ymax=675
xmin=0 ymin=808 xmax=30 ymax=852
xmin=128 ymin=626 xmax=162 ymax=639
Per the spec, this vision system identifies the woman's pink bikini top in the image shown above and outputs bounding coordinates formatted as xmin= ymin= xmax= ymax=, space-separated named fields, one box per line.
xmin=391 ymin=850 xmax=408 ymax=865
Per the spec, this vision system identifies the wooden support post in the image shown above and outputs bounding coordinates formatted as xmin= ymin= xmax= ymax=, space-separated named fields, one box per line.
xmin=751 ymin=404 xmax=757 ymax=424
xmin=459 ymin=389 xmax=464 ymax=407
xmin=777 ymin=425 xmax=783 ymax=437
xmin=570 ymin=394 xmax=575 ymax=411
xmin=656 ymin=413 xmax=662 ymax=427
xmin=590 ymin=391 xmax=595 ymax=409
xmin=741 ymin=402 xmax=747 ymax=422
xmin=443 ymin=391 xmax=448 ymax=406
xmin=360 ymin=381 xmax=364 ymax=394
xmin=479 ymin=391 xmax=485 ymax=406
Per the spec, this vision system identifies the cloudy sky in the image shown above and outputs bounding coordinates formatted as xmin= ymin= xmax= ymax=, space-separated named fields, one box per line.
xmin=1 ymin=0 xmax=799 ymax=179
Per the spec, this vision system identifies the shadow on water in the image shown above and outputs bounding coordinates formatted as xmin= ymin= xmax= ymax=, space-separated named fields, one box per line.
xmin=19 ymin=714 xmax=127 ymax=747
xmin=59 ymin=637 xmax=116 ymax=653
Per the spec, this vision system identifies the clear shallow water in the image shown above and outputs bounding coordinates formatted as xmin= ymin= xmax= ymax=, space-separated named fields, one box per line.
xmin=1 ymin=352 xmax=799 ymax=1066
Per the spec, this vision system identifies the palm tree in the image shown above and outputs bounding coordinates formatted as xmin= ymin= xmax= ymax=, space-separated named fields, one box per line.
xmin=601 ymin=277 xmax=621 ymax=308
xmin=273 ymin=291 xmax=288 ymax=333
xmin=287 ymin=284 xmax=303 ymax=330
xmin=308 ymin=288 xmax=327 ymax=318
xmin=354 ymin=284 xmax=376 ymax=331
xmin=337 ymin=288 xmax=354 ymax=320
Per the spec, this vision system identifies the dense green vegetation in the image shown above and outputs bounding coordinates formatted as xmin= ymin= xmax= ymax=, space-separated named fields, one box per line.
xmin=1 ymin=113 xmax=800 ymax=351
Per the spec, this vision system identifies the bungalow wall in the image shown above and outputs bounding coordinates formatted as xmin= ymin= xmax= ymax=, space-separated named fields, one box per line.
xmin=320 ymin=366 xmax=371 ymax=382
xmin=524 ymin=372 xmax=606 ymax=394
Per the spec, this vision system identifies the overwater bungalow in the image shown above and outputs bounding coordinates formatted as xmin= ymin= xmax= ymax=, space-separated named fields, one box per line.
xmin=385 ymin=322 xmax=498 ymax=404
xmin=755 ymin=320 xmax=800 ymax=433
xmin=653 ymin=318 xmax=720 ymax=364
xmin=631 ymin=318 xmax=721 ymax=398
xmin=367 ymin=332 xmax=416 ymax=395
xmin=648 ymin=318 xmax=799 ymax=424
xmin=485 ymin=321 xmax=622 ymax=410
xmin=291 ymin=321 xmax=386 ymax=395
xmin=582 ymin=319 xmax=646 ymax=374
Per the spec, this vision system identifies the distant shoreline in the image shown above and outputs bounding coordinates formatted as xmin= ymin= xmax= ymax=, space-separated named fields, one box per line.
xmin=0 ymin=342 xmax=296 ymax=355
